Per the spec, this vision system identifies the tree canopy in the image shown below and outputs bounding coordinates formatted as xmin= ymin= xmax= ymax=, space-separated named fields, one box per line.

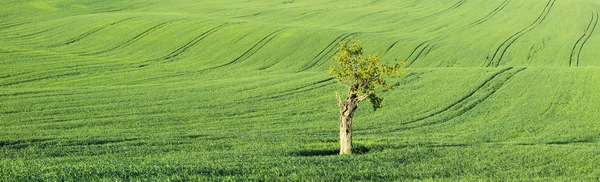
xmin=329 ymin=37 xmax=406 ymax=111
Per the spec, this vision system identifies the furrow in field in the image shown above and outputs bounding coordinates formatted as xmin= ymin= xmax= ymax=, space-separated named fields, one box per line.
xmin=146 ymin=23 xmax=229 ymax=63
xmin=0 ymin=72 xmax=30 ymax=80
xmin=399 ymin=67 xmax=513 ymax=125
xmin=403 ymin=41 xmax=434 ymax=67
xmin=487 ymin=0 xmax=556 ymax=67
xmin=297 ymin=32 xmax=358 ymax=72
xmin=239 ymin=77 xmax=335 ymax=102
xmin=0 ymin=22 xmax=29 ymax=31
xmin=0 ymin=19 xmax=85 ymax=41
xmin=387 ymin=67 xmax=526 ymax=132
xmin=295 ymin=9 xmax=329 ymax=20
xmin=384 ymin=41 xmax=399 ymax=54
xmin=0 ymin=72 xmax=81 ymax=87
xmin=468 ymin=0 xmax=511 ymax=26
xmin=408 ymin=0 xmax=467 ymax=24
xmin=82 ymin=19 xmax=180 ymax=56
xmin=203 ymin=28 xmax=288 ymax=70
xmin=334 ymin=9 xmax=392 ymax=27
xmin=8 ymin=29 xmax=51 ymax=40
xmin=0 ymin=90 xmax=58 ymax=98
xmin=394 ymin=0 xmax=511 ymax=66
xmin=265 ymin=78 xmax=335 ymax=100
xmin=366 ymin=0 xmax=383 ymax=6
xmin=570 ymin=11 xmax=598 ymax=67
xmin=46 ymin=17 xmax=136 ymax=48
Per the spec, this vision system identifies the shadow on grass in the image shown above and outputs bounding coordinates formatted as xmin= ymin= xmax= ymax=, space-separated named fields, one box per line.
xmin=546 ymin=139 xmax=592 ymax=145
xmin=294 ymin=145 xmax=371 ymax=157
xmin=0 ymin=138 xmax=55 ymax=149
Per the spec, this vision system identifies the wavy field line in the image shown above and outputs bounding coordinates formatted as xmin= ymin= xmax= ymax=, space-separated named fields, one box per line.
xmin=202 ymin=28 xmax=288 ymax=70
xmin=47 ymin=17 xmax=136 ymax=48
xmin=240 ymin=77 xmax=335 ymax=102
xmin=265 ymin=78 xmax=335 ymax=100
xmin=400 ymin=67 xmax=513 ymax=125
xmin=146 ymin=23 xmax=230 ymax=63
xmin=297 ymin=32 xmax=358 ymax=72
xmin=333 ymin=9 xmax=392 ymax=27
xmin=82 ymin=19 xmax=180 ymax=56
xmin=486 ymin=0 xmax=556 ymax=67
xmin=392 ymin=0 xmax=511 ymax=66
xmin=295 ymin=9 xmax=329 ymax=20
xmin=403 ymin=42 xmax=434 ymax=67
xmin=0 ymin=72 xmax=81 ymax=87
xmin=386 ymin=67 xmax=526 ymax=132
xmin=374 ymin=0 xmax=465 ymax=33
xmin=467 ymin=0 xmax=511 ymax=26
xmin=408 ymin=0 xmax=467 ymax=24
xmin=570 ymin=10 xmax=598 ymax=67
xmin=0 ymin=22 xmax=29 ymax=31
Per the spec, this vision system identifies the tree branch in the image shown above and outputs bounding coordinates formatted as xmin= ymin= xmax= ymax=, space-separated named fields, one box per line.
xmin=335 ymin=91 xmax=342 ymax=107
xmin=357 ymin=93 xmax=370 ymax=103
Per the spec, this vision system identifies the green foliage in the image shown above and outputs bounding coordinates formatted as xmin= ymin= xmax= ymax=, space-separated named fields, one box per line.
xmin=329 ymin=37 xmax=405 ymax=110
xmin=0 ymin=0 xmax=600 ymax=181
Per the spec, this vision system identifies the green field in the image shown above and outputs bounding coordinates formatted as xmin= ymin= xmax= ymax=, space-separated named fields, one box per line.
xmin=2 ymin=0 xmax=600 ymax=180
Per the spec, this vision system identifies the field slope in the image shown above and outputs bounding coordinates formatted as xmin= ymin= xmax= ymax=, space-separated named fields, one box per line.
xmin=1 ymin=0 xmax=600 ymax=180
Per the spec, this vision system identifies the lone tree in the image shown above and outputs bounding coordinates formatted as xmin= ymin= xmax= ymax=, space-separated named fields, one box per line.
xmin=329 ymin=38 xmax=405 ymax=155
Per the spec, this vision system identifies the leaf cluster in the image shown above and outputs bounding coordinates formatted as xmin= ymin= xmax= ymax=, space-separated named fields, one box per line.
xmin=329 ymin=37 xmax=406 ymax=110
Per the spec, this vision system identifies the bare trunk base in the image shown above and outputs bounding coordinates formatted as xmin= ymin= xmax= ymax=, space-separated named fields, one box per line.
xmin=340 ymin=115 xmax=352 ymax=155
xmin=338 ymin=92 xmax=358 ymax=155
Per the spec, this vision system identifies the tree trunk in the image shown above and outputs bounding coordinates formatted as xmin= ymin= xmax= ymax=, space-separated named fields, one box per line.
xmin=339 ymin=95 xmax=358 ymax=155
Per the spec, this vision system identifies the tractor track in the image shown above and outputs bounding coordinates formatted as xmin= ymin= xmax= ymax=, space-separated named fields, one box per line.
xmin=241 ymin=77 xmax=335 ymax=102
xmin=468 ymin=0 xmax=511 ymax=26
xmin=297 ymin=32 xmax=359 ymax=72
xmin=403 ymin=41 xmax=434 ymax=67
xmin=408 ymin=0 xmax=467 ymax=24
xmin=334 ymin=9 xmax=392 ymax=27
xmin=396 ymin=67 xmax=525 ymax=129
xmin=374 ymin=0 xmax=463 ymax=33
xmin=198 ymin=28 xmax=287 ymax=71
xmin=47 ymin=17 xmax=136 ymax=48
xmin=486 ymin=0 xmax=556 ymax=67
xmin=0 ymin=22 xmax=29 ymax=31
xmin=82 ymin=19 xmax=180 ymax=56
xmin=570 ymin=10 xmax=598 ymax=67
xmin=390 ymin=0 xmax=511 ymax=66
xmin=146 ymin=23 xmax=229 ymax=63
xmin=0 ymin=72 xmax=81 ymax=87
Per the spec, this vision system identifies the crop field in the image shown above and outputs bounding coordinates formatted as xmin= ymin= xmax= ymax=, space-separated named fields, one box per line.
xmin=1 ymin=0 xmax=600 ymax=180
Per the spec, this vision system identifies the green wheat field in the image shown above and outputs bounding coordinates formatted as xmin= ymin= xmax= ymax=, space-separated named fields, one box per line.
xmin=1 ymin=0 xmax=600 ymax=181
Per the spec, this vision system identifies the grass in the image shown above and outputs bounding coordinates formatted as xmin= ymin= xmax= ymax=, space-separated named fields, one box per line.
xmin=1 ymin=0 xmax=600 ymax=180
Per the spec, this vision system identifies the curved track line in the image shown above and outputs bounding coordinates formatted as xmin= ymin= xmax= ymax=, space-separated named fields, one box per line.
xmin=82 ymin=19 xmax=180 ymax=56
xmin=401 ymin=67 xmax=515 ymax=126
xmin=334 ymin=9 xmax=392 ymax=27
xmin=200 ymin=28 xmax=288 ymax=70
xmin=389 ymin=67 xmax=526 ymax=132
xmin=297 ymin=32 xmax=358 ymax=72
xmin=467 ymin=0 xmax=511 ymax=26
xmin=242 ymin=78 xmax=335 ymax=101
xmin=0 ymin=22 xmax=29 ymax=31
xmin=145 ymin=23 xmax=229 ymax=63
xmin=47 ymin=17 xmax=136 ymax=48
xmin=384 ymin=40 xmax=399 ymax=54
xmin=395 ymin=0 xmax=511 ymax=66
xmin=1 ymin=72 xmax=81 ymax=87
xmin=487 ymin=0 xmax=556 ymax=67
xmin=570 ymin=10 xmax=598 ymax=67
xmin=408 ymin=0 xmax=467 ymax=24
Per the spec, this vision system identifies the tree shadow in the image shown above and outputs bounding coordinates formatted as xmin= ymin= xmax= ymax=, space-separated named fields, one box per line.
xmin=294 ymin=145 xmax=371 ymax=157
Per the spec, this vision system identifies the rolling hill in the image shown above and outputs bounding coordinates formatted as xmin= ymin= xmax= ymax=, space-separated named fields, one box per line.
xmin=1 ymin=0 xmax=600 ymax=180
